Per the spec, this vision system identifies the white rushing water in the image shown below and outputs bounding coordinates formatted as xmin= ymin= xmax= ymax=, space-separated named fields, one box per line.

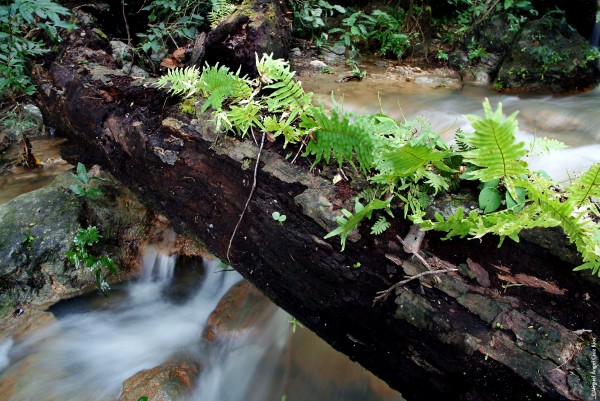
xmin=0 ymin=239 xmax=402 ymax=401
xmin=0 ymin=250 xmax=243 ymax=400
xmin=0 ymin=337 xmax=13 ymax=372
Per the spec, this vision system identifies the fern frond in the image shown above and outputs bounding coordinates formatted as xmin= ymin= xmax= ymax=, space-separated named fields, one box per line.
xmin=256 ymin=53 xmax=313 ymax=124
xmin=303 ymin=102 xmax=376 ymax=174
xmin=527 ymin=137 xmax=567 ymax=157
xmin=198 ymin=64 xmax=252 ymax=112
xmin=262 ymin=115 xmax=303 ymax=146
xmin=208 ymin=0 xmax=236 ymax=28
xmin=224 ymin=102 xmax=262 ymax=137
xmin=155 ymin=66 xmax=201 ymax=97
xmin=371 ymin=144 xmax=453 ymax=184
xmin=520 ymin=174 xmax=600 ymax=274
xmin=461 ymin=100 xmax=528 ymax=189
xmin=565 ymin=163 xmax=600 ymax=208
xmin=325 ymin=197 xmax=393 ymax=251
xmin=371 ymin=216 xmax=391 ymax=235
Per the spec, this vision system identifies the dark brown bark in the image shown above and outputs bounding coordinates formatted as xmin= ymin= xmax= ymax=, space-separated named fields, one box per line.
xmin=33 ymin=8 xmax=600 ymax=401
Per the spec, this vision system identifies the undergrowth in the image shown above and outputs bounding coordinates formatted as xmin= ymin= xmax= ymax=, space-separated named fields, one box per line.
xmin=156 ymin=53 xmax=600 ymax=276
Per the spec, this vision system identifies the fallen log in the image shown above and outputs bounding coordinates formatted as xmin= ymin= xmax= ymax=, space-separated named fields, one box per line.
xmin=33 ymin=8 xmax=600 ymax=401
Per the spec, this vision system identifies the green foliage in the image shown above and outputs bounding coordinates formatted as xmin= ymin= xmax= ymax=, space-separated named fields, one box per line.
xmin=414 ymin=104 xmax=600 ymax=275
xmin=0 ymin=0 xmax=75 ymax=97
xmin=69 ymin=162 xmax=105 ymax=199
xmin=65 ymin=226 xmax=117 ymax=293
xmin=290 ymin=0 xmax=345 ymax=45
xmin=157 ymin=54 xmax=310 ymax=145
xmin=137 ymin=0 xmax=206 ymax=57
xmin=208 ymin=0 xmax=236 ymax=28
xmin=371 ymin=216 xmax=391 ymax=235
xmin=328 ymin=8 xmax=413 ymax=59
xmin=459 ymin=99 xmax=528 ymax=197
xmin=324 ymin=197 xmax=393 ymax=251
xmin=158 ymin=54 xmax=600 ymax=277
xmin=303 ymin=100 xmax=376 ymax=174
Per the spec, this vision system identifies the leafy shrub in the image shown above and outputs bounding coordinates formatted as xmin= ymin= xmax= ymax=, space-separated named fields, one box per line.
xmin=0 ymin=0 xmax=75 ymax=97
xmin=65 ymin=226 xmax=116 ymax=293
xmin=137 ymin=0 xmax=208 ymax=57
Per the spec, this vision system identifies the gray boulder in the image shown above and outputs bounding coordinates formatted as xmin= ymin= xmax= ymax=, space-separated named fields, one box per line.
xmin=495 ymin=14 xmax=600 ymax=92
xmin=0 ymin=169 xmax=148 ymax=319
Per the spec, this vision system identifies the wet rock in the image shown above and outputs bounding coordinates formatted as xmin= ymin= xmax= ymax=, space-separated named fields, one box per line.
xmin=0 ymin=131 xmax=10 ymax=152
xmin=495 ymin=15 xmax=600 ymax=92
xmin=413 ymin=76 xmax=463 ymax=90
xmin=119 ymin=355 xmax=201 ymax=401
xmin=309 ymin=59 xmax=330 ymax=72
xmin=320 ymin=51 xmax=345 ymax=65
xmin=202 ymin=0 xmax=291 ymax=76
xmin=290 ymin=47 xmax=302 ymax=57
xmin=203 ymin=280 xmax=272 ymax=342
xmin=0 ymin=169 xmax=148 ymax=320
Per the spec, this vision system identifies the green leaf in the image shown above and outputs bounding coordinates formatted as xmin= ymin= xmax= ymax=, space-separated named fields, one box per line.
xmin=506 ymin=186 xmax=527 ymax=211
xmin=325 ymin=197 xmax=393 ymax=251
xmin=69 ymin=184 xmax=86 ymax=197
xmin=461 ymin=100 xmax=528 ymax=187
xmin=75 ymin=162 xmax=89 ymax=184
xmin=479 ymin=187 xmax=502 ymax=213
xmin=370 ymin=216 xmax=391 ymax=235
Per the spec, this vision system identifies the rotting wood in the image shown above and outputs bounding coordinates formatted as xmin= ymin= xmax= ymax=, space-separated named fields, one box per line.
xmin=33 ymin=6 xmax=600 ymax=401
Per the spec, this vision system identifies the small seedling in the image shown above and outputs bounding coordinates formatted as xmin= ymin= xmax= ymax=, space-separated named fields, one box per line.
xmin=21 ymin=232 xmax=35 ymax=248
xmin=495 ymin=322 xmax=504 ymax=330
xmin=70 ymin=162 xmax=105 ymax=199
xmin=289 ymin=317 xmax=303 ymax=333
xmin=352 ymin=262 xmax=361 ymax=269
xmin=272 ymin=211 xmax=287 ymax=224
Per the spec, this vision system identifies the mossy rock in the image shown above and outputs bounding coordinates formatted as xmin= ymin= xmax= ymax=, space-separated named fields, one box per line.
xmin=0 ymin=168 xmax=148 ymax=320
xmin=495 ymin=14 xmax=600 ymax=92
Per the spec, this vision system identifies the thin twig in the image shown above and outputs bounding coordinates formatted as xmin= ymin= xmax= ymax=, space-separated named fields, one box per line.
xmin=372 ymin=268 xmax=458 ymax=306
xmin=396 ymin=234 xmax=431 ymax=270
xmin=291 ymin=134 xmax=308 ymax=164
xmin=121 ymin=2 xmax=132 ymax=48
xmin=226 ymin=130 xmax=265 ymax=262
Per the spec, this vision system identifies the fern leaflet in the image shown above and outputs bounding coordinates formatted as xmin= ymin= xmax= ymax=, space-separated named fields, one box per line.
xmin=461 ymin=99 xmax=528 ymax=196
xmin=325 ymin=197 xmax=393 ymax=251
xmin=565 ymin=163 xmax=600 ymax=209
xmin=155 ymin=66 xmax=201 ymax=97
xmin=303 ymin=101 xmax=376 ymax=174
xmin=371 ymin=216 xmax=391 ymax=235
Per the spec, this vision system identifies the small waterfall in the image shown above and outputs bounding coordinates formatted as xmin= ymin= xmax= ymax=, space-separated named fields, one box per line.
xmin=0 ymin=337 xmax=13 ymax=372
xmin=139 ymin=228 xmax=177 ymax=282
xmin=591 ymin=11 xmax=600 ymax=48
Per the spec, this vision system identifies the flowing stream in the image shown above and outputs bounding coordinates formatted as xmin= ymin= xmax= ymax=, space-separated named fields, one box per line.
xmin=0 ymin=231 xmax=402 ymax=401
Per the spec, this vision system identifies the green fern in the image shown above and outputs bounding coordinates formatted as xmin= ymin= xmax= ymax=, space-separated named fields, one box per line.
xmin=262 ymin=115 xmax=304 ymax=146
xmin=198 ymin=64 xmax=252 ymax=112
xmin=371 ymin=216 xmax=391 ymax=235
xmin=224 ymin=102 xmax=262 ymax=137
xmin=325 ymin=197 xmax=393 ymax=251
xmin=303 ymin=100 xmax=376 ymax=174
xmin=257 ymin=53 xmax=313 ymax=114
xmin=565 ymin=163 xmax=600 ymax=209
xmin=255 ymin=53 xmax=313 ymax=145
xmin=208 ymin=0 xmax=236 ymax=28
xmin=527 ymin=137 xmax=567 ymax=157
xmin=372 ymin=144 xmax=453 ymax=184
xmin=461 ymin=99 xmax=528 ymax=197
xmin=155 ymin=66 xmax=201 ymax=97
